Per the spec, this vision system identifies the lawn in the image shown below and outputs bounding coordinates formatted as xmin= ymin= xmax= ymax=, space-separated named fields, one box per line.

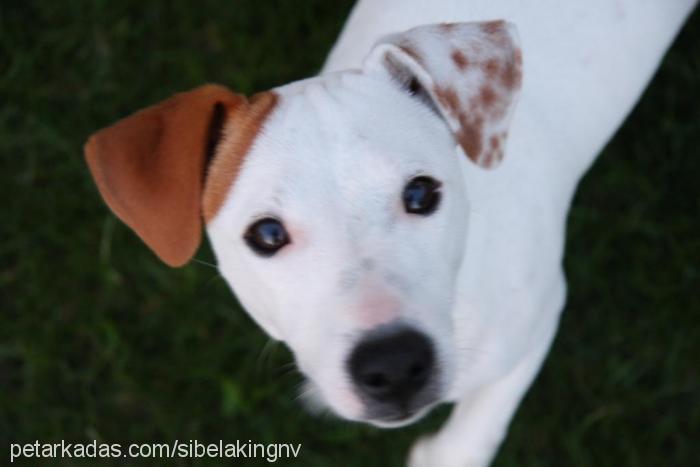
xmin=1 ymin=1 xmax=698 ymax=466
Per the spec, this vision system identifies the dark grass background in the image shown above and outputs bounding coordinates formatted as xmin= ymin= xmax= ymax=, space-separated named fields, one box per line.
xmin=1 ymin=1 xmax=698 ymax=465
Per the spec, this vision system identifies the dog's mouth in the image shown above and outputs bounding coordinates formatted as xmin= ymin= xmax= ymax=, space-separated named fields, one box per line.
xmin=297 ymin=372 xmax=441 ymax=428
xmin=365 ymin=399 xmax=438 ymax=428
xmin=360 ymin=380 xmax=442 ymax=429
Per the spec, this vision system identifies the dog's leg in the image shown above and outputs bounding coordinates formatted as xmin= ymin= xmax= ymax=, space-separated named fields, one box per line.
xmin=408 ymin=330 xmax=555 ymax=467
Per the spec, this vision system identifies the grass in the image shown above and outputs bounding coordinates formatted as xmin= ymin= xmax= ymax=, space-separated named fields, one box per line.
xmin=1 ymin=1 xmax=698 ymax=465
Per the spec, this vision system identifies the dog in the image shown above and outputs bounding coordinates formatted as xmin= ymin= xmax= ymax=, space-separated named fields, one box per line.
xmin=83 ymin=1 xmax=696 ymax=465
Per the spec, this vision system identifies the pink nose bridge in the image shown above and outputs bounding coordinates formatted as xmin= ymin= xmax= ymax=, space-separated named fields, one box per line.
xmin=355 ymin=288 xmax=401 ymax=329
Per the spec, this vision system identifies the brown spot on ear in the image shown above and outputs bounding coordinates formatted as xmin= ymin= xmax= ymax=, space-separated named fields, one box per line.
xmin=456 ymin=113 xmax=484 ymax=163
xmin=478 ymin=85 xmax=497 ymax=111
xmin=489 ymin=134 xmax=501 ymax=151
xmin=483 ymin=59 xmax=500 ymax=80
xmin=399 ymin=43 xmax=424 ymax=66
xmin=482 ymin=150 xmax=494 ymax=168
xmin=202 ymin=91 xmax=279 ymax=222
xmin=451 ymin=50 xmax=469 ymax=70
xmin=515 ymin=49 xmax=523 ymax=66
xmin=481 ymin=20 xmax=506 ymax=35
xmin=481 ymin=20 xmax=510 ymax=48
xmin=433 ymin=86 xmax=460 ymax=114
xmin=501 ymin=58 xmax=522 ymax=90
xmin=483 ymin=147 xmax=503 ymax=168
xmin=484 ymin=133 xmax=507 ymax=167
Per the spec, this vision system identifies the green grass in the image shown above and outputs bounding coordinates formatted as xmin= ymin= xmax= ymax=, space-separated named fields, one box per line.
xmin=1 ymin=1 xmax=698 ymax=466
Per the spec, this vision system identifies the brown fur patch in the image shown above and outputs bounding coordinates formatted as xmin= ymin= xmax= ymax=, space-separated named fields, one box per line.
xmin=489 ymin=134 xmax=501 ymax=151
xmin=501 ymin=59 xmax=522 ymax=90
xmin=488 ymin=133 xmax=508 ymax=167
xmin=483 ymin=148 xmax=501 ymax=168
xmin=478 ymin=85 xmax=497 ymax=111
xmin=481 ymin=20 xmax=506 ymax=35
xmin=433 ymin=85 xmax=486 ymax=163
xmin=484 ymin=59 xmax=500 ymax=80
xmin=399 ymin=44 xmax=424 ymax=66
xmin=515 ymin=48 xmax=523 ymax=66
xmin=433 ymin=85 xmax=460 ymax=113
xmin=202 ymin=91 xmax=279 ymax=222
xmin=482 ymin=20 xmax=510 ymax=48
xmin=481 ymin=150 xmax=493 ymax=168
xmin=84 ymin=84 xmax=246 ymax=267
xmin=456 ymin=114 xmax=484 ymax=163
xmin=451 ymin=50 xmax=469 ymax=70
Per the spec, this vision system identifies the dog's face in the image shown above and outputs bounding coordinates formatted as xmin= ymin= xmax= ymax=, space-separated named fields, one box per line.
xmin=207 ymin=71 xmax=468 ymax=425
xmin=84 ymin=22 xmax=522 ymax=427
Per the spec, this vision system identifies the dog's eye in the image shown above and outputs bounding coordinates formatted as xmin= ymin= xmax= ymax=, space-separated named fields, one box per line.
xmin=407 ymin=77 xmax=422 ymax=96
xmin=403 ymin=176 xmax=441 ymax=215
xmin=244 ymin=218 xmax=290 ymax=256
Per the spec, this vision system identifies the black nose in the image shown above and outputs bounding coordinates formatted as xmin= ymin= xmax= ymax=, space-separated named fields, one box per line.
xmin=348 ymin=328 xmax=435 ymax=404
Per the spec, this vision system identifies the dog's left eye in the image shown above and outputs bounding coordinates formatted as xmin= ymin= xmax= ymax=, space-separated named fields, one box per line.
xmin=244 ymin=218 xmax=290 ymax=256
xmin=403 ymin=176 xmax=442 ymax=215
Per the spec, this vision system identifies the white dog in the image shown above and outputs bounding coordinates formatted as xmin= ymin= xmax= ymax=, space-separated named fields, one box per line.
xmin=84 ymin=1 xmax=696 ymax=465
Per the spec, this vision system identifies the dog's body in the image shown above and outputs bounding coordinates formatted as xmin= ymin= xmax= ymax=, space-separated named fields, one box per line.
xmin=320 ymin=2 xmax=697 ymax=465
xmin=84 ymin=1 xmax=696 ymax=465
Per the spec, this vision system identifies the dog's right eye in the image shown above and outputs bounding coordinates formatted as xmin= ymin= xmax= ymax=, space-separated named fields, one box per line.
xmin=403 ymin=176 xmax=441 ymax=215
xmin=244 ymin=218 xmax=290 ymax=256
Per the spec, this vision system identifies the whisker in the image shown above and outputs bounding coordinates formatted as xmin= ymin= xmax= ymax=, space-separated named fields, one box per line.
xmin=278 ymin=362 xmax=302 ymax=379
xmin=192 ymin=258 xmax=218 ymax=269
xmin=255 ymin=338 xmax=280 ymax=372
xmin=294 ymin=380 xmax=330 ymax=416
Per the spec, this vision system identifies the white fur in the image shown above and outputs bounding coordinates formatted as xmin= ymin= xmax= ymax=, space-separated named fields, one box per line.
xmin=206 ymin=0 xmax=696 ymax=465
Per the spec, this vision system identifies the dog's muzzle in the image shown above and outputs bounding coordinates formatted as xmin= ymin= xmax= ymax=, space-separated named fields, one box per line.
xmin=347 ymin=325 xmax=439 ymax=425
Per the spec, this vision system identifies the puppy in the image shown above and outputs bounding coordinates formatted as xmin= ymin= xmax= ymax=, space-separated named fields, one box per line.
xmin=84 ymin=1 xmax=696 ymax=465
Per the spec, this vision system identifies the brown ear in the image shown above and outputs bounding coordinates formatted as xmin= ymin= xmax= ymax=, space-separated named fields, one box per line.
xmin=84 ymin=84 xmax=245 ymax=267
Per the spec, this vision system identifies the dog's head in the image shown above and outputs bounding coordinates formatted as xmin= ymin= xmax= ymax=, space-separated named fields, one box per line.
xmin=85 ymin=22 xmax=522 ymax=427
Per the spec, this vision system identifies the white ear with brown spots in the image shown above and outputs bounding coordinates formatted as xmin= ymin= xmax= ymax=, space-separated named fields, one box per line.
xmin=364 ymin=21 xmax=523 ymax=168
